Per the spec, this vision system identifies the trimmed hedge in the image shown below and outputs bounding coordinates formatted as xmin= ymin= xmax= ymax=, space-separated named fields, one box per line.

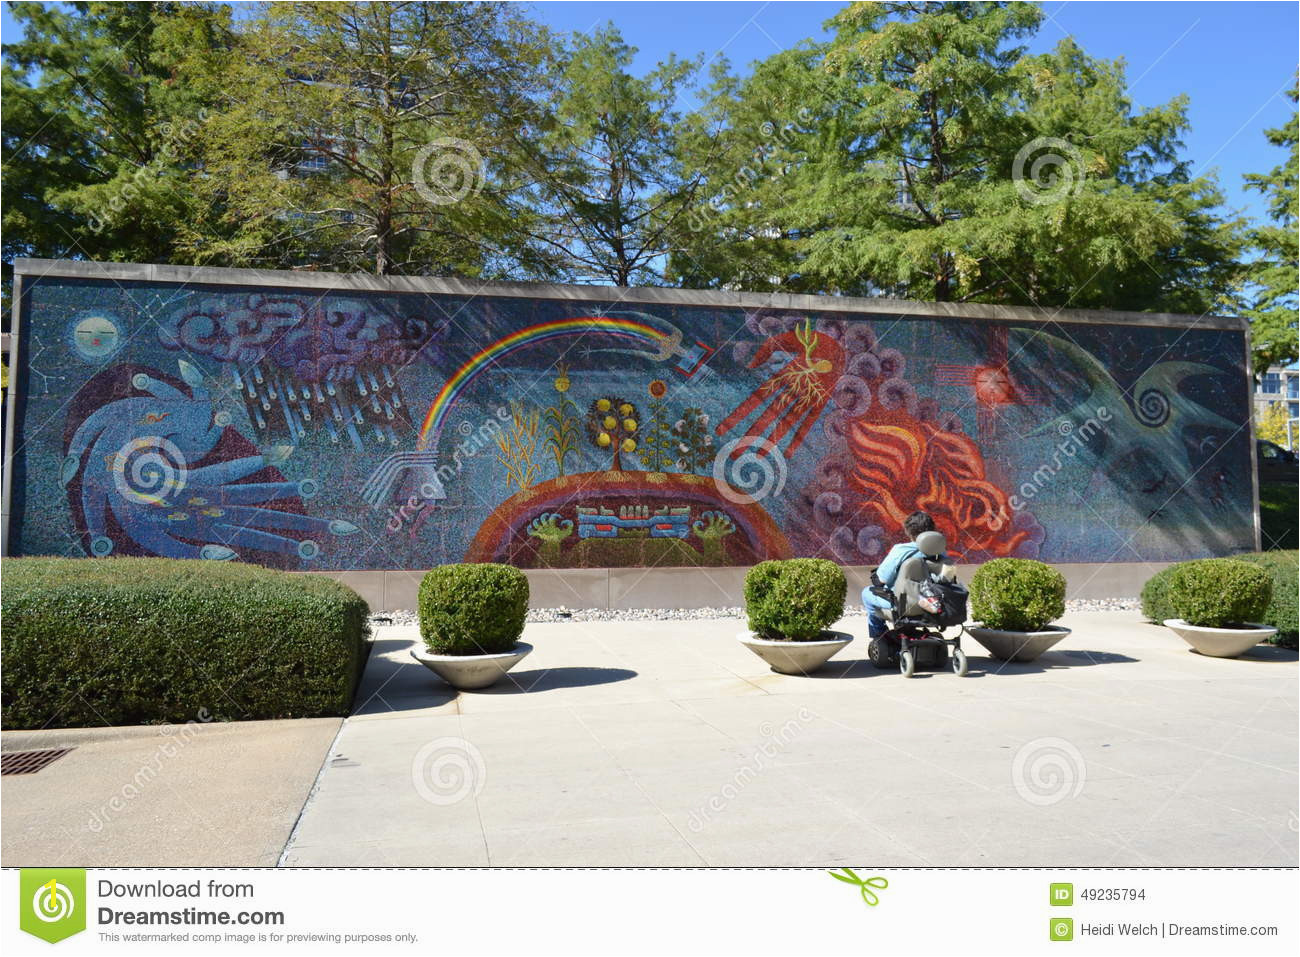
xmin=969 ymin=558 xmax=1066 ymax=632
xmin=1165 ymin=558 xmax=1272 ymax=628
xmin=418 ymin=563 xmax=528 ymax=655
xmin=1 ymin=557 xmax=369 ymax=730
xmin=1140 ymin=565 xmax=1178 ymax=623
xmin=744 ymin=558 xmax=846 ymax=641
xmin=1232 ymin=552 xmax=1297 ymax=646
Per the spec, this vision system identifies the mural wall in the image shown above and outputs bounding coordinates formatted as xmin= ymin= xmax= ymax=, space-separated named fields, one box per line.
xmin=7 ymin=274 xmax=1256 ymax=569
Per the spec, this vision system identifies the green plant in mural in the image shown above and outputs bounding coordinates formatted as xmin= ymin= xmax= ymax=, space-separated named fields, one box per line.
xmin=636 ymin=379 xmax=676 ymax=472
xmin=586 ymin=396 xmax=639 ymax=470
xmin=527 ymin=512 xmax=574 ymax=565
xmin=692 ymin=510 xmax=736 ymax=563
xmin=543 ymin=363 xmax=581 ymax=477
xmin=672 ymin=407 xmax=715 ymax=473
xmin=495 ymin=400 xmax=542 ymax=490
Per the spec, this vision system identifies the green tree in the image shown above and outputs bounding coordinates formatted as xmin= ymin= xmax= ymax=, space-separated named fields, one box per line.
xmin=1243 ymin=84 xmax=1299 ymax=374
xmin=519 ymin=25 xmax=707 ymax=285
xmin=1 ymin=2 xmax=230 ymax=285
xmin=176 ymin=0 xmax=553 ymax=275
xmin=672 ymin=1 xmax=1244 ymax=314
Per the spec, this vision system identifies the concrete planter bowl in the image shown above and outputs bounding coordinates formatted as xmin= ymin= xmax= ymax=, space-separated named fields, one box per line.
xmin=737 ymin=630 xmax=853 ymax=675
xmin=411 ymin=642 xmax=533 ymax=690
xmin=966 ymin=624 xmax=1071 ymax=663
xmin=1163 ymin=620 xmax=1277 ymax=659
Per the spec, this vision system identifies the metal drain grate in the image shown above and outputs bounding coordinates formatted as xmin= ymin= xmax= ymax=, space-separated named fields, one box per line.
xmin=1 ymin=748 xmax=74 ymax=776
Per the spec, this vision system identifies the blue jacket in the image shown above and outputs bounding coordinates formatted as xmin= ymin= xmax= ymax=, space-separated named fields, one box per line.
xmin=862 ymin=541 xmax=922 ymax=614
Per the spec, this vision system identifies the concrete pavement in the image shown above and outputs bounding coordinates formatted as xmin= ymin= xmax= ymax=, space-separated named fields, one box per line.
xmin=282 ymin=611 xmax=1299 ymax=867
xmin=2 ymin=718 xmax=340 ymax=866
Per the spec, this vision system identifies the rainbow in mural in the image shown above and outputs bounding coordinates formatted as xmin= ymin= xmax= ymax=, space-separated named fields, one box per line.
xmin=417 ymin=315 xmax=679 ymax=450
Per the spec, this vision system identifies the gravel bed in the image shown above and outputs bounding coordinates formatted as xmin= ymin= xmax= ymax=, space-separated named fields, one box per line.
xmin=370 ymin=597 xmax=1140 ymax=627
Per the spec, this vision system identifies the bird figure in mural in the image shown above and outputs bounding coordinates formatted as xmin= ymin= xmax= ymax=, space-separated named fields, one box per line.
xmin=716 ymin=318 xmax=846 ymax=458
xmin=1026 ymin=334 xmax=1239 ymax=500
xmin=61 ymin=360 xmax=359 ymax=562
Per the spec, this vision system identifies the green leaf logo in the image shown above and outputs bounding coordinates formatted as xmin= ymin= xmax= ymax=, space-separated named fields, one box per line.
xmin=19 ymin=869 xmax=86 ymax=943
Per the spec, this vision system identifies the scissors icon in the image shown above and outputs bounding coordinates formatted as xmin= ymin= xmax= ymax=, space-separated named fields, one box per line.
xmin=828 ymin=868 xmax=888 ymax=906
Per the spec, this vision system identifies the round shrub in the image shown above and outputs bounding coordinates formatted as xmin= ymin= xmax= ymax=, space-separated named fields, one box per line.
xmin=1165 ymin=558 xmax=1273 ymax=629
xmin=744 ymin=558 xmax=846 ymax=641
xmin=419 ymin=563 xmax=528 ymax=655
xmin=1140 ymin=566 xmax=1179 ymax=623
xmin=1239 ymin=551 xmax=1298 ymax=647
xmin=969 ymin=558 xmax=1066 ymax=632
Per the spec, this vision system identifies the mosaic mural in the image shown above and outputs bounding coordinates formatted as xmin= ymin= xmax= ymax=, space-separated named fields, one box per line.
xmin=6 ymin=275 xmax=1256 ymax=569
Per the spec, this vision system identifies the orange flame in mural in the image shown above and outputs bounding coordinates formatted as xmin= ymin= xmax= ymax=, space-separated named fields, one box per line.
xmin=848 ymin=410 xmax=1026 ymax=558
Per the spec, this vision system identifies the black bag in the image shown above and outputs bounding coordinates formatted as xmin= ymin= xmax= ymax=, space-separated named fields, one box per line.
xmin=918 ymin=578 xmax=968 ymax=627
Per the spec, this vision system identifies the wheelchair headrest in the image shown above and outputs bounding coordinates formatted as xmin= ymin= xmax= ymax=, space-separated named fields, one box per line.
xmin=915 ymin=530 xmax=946 ymax=558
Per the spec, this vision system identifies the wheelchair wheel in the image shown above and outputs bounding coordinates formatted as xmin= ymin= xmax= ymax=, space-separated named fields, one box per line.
xmin=868 ymin=637 xmax=899 ymax=669
xmin=899 ymin=650 xmax=916 ymax=678
xmin=952 ymin=647 xmax=969 ymax=677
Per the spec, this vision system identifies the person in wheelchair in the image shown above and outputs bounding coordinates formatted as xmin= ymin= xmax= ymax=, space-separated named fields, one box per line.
xmin=861 ymin=511 xmax=945 ymax=640
xmin=862 ymin=514 xmax=970 ymax=676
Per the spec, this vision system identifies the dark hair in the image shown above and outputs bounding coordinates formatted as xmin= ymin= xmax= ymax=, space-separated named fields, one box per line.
xmin=903 ymin=511 xmax=935 ymax=539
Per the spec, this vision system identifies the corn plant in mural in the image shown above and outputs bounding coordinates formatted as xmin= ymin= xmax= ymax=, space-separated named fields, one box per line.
xmin=543 ymin=363 xmax=581 ymax=477
xmin=495 ymin=400 xmax=542 ymax=490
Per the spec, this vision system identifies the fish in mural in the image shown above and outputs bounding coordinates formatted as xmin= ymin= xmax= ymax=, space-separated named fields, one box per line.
xmin=60 ymin=361 xmax=359 ymax=563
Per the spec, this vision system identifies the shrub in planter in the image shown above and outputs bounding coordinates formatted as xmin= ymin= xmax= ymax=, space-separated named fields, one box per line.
xmin=1 ymin=557 xmax=369 ymax=730
xmin=418 ymin=563 xmax=528 ymax=655
xmin=968 ymin=558 xmax=1066 ymax=632
xmin=1140 ymin=565 xmax=1179 ymax=624
xmin=1165 ymin=559 xmax=1272 ymax=629
xmin=744 ymin=558 xmax=846 ymax=641
xmin=1238 ymin=552 xmax=1299 ymax=648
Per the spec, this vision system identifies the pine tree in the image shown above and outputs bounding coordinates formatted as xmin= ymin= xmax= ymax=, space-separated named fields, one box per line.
xmin=1244 ymin=83 xmax=1299 ymax=374
xmin=671 ymin=1 xmax=1245 ymax=314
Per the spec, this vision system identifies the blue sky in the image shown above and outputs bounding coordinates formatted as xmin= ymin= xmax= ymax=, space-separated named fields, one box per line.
xmin=3 ymin=1 xmax=1296 ymax=222
xmin=525 ymin=1 xmax=1298 ymax=223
